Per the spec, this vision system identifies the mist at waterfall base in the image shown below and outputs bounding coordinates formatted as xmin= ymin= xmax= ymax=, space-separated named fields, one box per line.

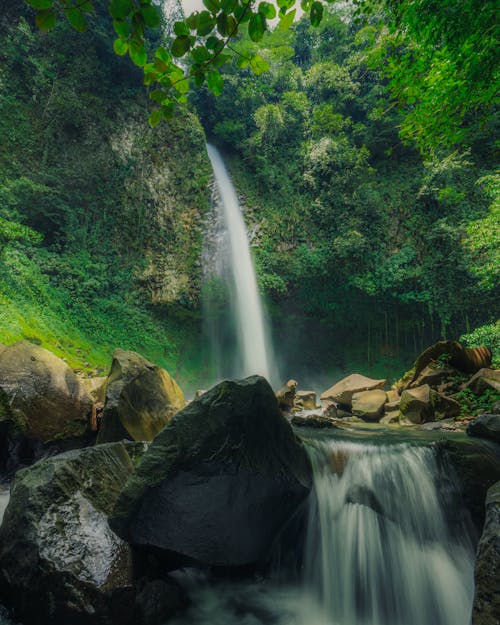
xmin=202 ymin=144 xmax=279 ymax=388
xmin=168 ymin=437 xmax=475 ymax=625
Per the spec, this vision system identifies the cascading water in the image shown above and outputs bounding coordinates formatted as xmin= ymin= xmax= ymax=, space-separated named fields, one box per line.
xmin=169 ymin=435 xmax=477 ymax=625
xmin=203 ymin=144 xmax=275 ymax=384
xmin=302 ymin=440 xmax=476 ymax=625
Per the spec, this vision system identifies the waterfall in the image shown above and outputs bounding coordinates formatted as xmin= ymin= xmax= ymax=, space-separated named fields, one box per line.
xmin=168 ymin=436 xmax=477 ymax=625
xmin=203 ymin=144 xmax=275 ymax=384
xmin=302 ymin=440 xmax=476 ymax=625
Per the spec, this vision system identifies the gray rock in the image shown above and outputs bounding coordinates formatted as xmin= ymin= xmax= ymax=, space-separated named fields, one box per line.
xmin=467 ymin=414 xmax=500 ymax=445
xmin=466 ymin=368 xmax=500 ymax=396
xmin=473 ymin=481 xmax=500 ymax=625
xmin=0 ymin=341 xmax=93 ymax=443
xmin=320 ymin=374 xmax=386 ymax=407
xmin=0 ymin=442 xmax=146 ymax=625
xmin=351 ymin=389 xmax=387 ymax=421
xmin=110 ymin=376 xmax=312 ymax=568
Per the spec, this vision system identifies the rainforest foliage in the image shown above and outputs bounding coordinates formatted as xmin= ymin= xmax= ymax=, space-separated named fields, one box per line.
xmin=194 ymin=5 xmax=499 ymax=374
xmin=0 ymin=0 xmax=211 ymax=386
xmin=1 ymin=0 xmax=499 ymax=384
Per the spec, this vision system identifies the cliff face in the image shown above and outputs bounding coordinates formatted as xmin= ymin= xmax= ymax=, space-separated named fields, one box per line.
xmin=0 ymin=1 xmax=211 ymax=383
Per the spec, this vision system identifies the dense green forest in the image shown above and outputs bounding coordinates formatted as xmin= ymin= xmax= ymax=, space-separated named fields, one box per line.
xmin=0 ymin=0 xmax=498 ymax=388
xmin=0 ymin=0 xmax=212 ymax=387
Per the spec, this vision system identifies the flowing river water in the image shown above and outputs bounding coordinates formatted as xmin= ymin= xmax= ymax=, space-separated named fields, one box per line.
xmin=169 ymin=432 xmax=476 ymax=625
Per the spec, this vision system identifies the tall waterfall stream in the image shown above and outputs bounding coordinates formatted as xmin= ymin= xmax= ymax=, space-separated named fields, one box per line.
xmin=169 ymin=437 xmax=475 ymax=625
xmin=203 ymin=144 xmax=276 ymax=385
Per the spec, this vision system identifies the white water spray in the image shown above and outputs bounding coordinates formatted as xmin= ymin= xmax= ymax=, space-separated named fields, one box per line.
xmin=303 ymin=440 xmax=475 ymax=625
xmin=205 ymin=144 xmax=274 ymax=382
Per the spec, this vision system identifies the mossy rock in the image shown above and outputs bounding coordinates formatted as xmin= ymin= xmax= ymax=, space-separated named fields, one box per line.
xmin=0 ymin=341 xmax=93 ymax=443
xmin=97 ymin=349 xmax=186 ymax=444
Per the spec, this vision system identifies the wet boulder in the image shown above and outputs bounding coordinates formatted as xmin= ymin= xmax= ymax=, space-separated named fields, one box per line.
xmin=0 ymin=442 xmax=147 ymax=625
xmin=81 ymin=376 xmax=107 ymax=403
xmin=400 ymin=385 xmax=460 ymax=424
xmin=408 ymin=341 xmax=492 ymax=385
xmin=351 ymin=389 xmax=387 ymax=421
xmin=111 ymin=376 xmax=312 ymax=567
xmin=472 ymin=481 xmax=500 ymax=625
xmin=0 ymin=341 xmax=93 ymax=443
xmin=465 ymin=368 xmax=500 ymax=396
xmin=294 ymin=390 xmax=317 ymax=410
xmin=400 ymin=385 xmax=434 ymax=424
xmin=276 ymin=379 xmax=298 ymax=412
xmin=97 ymin=349 xmax=186 ymax=444
xmin=291 ymin=414 xmax=341 ymax=429
xmin=467 ymin=414 xmax=500 ymax=445
xmin=409 ymin=364 xmax=460 ymax=389
xmin=320 ymin=374 xmax=386 ymax=407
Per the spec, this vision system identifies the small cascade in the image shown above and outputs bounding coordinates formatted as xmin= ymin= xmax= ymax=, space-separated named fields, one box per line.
xmin=203 ymin=144 xmax=275 ymax=384
xmin=303 ymin=440 xmax=475 ymax=625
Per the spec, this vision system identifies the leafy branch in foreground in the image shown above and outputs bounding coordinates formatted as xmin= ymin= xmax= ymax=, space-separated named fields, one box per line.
xmin=24 ymin=0 xmax=327 ymax=126
xmin=23 ymin=0 xmax=500 ymax=153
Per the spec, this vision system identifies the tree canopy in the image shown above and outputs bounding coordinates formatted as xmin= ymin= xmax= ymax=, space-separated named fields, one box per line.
xmin=22 ymin=0 xmax=499 ymax=155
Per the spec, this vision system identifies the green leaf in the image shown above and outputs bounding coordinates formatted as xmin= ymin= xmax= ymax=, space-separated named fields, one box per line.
xmin=66 ymin=8 xmax=87 ymax=32
xmin=258 ymin=2 xmax=276 ymax=19
xmin=234 ymin=3 xmax=251 ymax=22
xmin=220 ymin=0 xmax=236 ymax=12
xmin=217 ymin=12 xmax=228 ymax=36
xmin=250 ymin=53 xmax=269 ymax=75
xmin=35 ymin=9 xmax=56 ymax=30
xmin=203 ymin=0 xmax=219 ymax=14
xmin=278 ymin=8 xmax=295 ymax=30
xmin=109 ymin=0 xmax=131 ymax=19
xmin=161 ymin=100 xmax=175 ymax=118
xmin=277 ymin=0 xmax=294 ymax=10
xmin=226 ymin=15 xmax=237 ymax=34
xmin=174 ymin=21 xmax=189 ymax=36
xmin=150 ymin=89 xmax=168 ymax=103
xmin=26 ymin=0 xmax=52 ymax=9
xmin=196 ymin=11 xmax=216 ymax=36
xmin=212 ymin=53 xmax=231 ymax=68
xmin=148 ymin=109 xmax=162 ymax=127
xmin=173 ymin=75 xmax=190 ymax=94
xmin=113 ymin=19 xmax=131 ymax=37
xmin=141 ymin=5 xmax=161 ymax=27
xmin=190 ymin=45 xmax=211 ymax=63
xmin=248 ymin=12 xmax=266 ymax=42
xmin=193 ymin=70 xmax=206 ymax=86
xmin=237 ymin=55 xmax=250 ymax=69
xmin=129 ymin=41 xmax=147 ymax=66
xmin=114 ymin=37 xmax=129 ymax=55
xmin=207 ymin=70 xmax=224 ymax=96
xmin=310 ymin=1 xmax=323 ymax=27
xmin=206 ymin=36 xmax=221 ymax=51
xmin=186 ymin=13 xmax=199 ymax=29
xmin=171 ymin=36 xmax=191 ymax=58
xmin=155 ymin=46 xmax=171 ymax=63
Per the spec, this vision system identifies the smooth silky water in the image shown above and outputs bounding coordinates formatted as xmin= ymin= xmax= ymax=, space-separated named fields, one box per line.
xmin=169 ymin=432 xmax=476 ymax=625
xmin=203 ymin=144 xmax=277 ymax=385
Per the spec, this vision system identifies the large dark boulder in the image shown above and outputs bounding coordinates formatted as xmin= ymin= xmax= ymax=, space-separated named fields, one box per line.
xmin=473 ymin=481 xmax=500 ymax=625
xmin=468 ymin=414 xmax=500 ymax=445
xmin=111 ymin=376 xmax=312 ymax=567
xmin=97 ymin=349 xmax=186 ymax=444
xmin=0 ymin=442 xmax=147 ymax=625
xmin=437 ymin=438 xmax=500 ymax=533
